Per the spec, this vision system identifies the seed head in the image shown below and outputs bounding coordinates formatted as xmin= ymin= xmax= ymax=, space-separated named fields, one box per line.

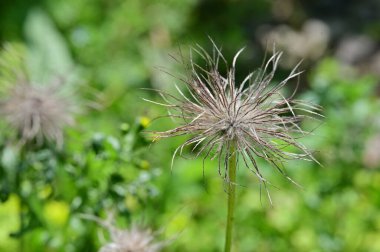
xmin=82 ymin=213 xmax=164 ymax=252
xmin=147 ymin=41 xmax=321 ymax=199
xmin=99 ymin=225 xmax=162 ymax=252
xmin=0 ymin=78 xmax=75 ymax=148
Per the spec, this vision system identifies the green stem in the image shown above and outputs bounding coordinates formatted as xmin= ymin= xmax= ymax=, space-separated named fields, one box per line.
xmin=18 ymin=148 xmax=25 ymax=252
xmin=224 ymin=143 xmax=237 ymax=252
xmin=19 ymin=197 xmax=24 ymax=252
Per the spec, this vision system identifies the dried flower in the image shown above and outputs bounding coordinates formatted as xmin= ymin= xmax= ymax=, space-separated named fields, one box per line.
xmin=0 ymin=78 xmax=75 ymax=148
xmin=147 ymin=41 xmax=321 ymax=199
xmin=82 ymin=213 xmax=165 ymax=252
xmin=99 ymin=226 xmax=163 ymax=252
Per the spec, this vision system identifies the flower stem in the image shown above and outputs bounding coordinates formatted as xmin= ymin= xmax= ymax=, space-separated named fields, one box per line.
xmin=17 ymin=149 xmax=25 ymax=252
xmin=224 ymin=143 xmax=237 ymax=252
xmin=18 ymin=198 xmax=24 ymax=252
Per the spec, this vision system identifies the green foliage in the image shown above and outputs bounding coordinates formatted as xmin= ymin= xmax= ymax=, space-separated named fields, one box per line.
xmin=0 ymin=1 xmax=380 ymax=252
xmin=0 ymin=118 xmax=159 ymax=251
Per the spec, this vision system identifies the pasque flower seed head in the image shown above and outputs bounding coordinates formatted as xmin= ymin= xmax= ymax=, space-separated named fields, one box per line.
xmin=0 ymin=78 xmax=75 ymax=148
xmin=147 ymin=41 xmax=321 ymax=200
xmin=82 ymin=213 xmax=165 ymax=252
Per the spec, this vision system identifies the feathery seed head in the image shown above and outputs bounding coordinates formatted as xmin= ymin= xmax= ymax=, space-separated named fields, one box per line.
xmin=0 ymin=79 xmax=75 ymax=148
xmin=148 ymin=41 xmax=321 ymax=197
xmin=99 ymin=225 xmax=162 ymax=252
xmin=82 ymin=213 xmax=164 ymax=252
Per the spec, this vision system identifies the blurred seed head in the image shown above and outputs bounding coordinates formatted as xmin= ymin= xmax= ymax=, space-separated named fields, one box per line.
xmin=147 ymin=40 xmax=321 ymax=200
xmin=0 ymin=78 xmax=75 ymax=148
xmin=99 ymin=226 xmax=162 ymax=252
xmin=0 ymin=43 xmax=80 ymax=148
xmin=82 ymin=212 xmax=165 ymax=252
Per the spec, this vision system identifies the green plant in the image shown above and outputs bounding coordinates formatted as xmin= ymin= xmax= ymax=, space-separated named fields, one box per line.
xmin=149 ymin=41 xmax=319 ymax=251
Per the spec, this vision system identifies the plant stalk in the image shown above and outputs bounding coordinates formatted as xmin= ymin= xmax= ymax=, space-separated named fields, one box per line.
xmin=17 ymin=147 xmax=26 ymax=252
xmin=19 ymin=197 xmax=24 ymax=252
xmin=224 ymin=143 xmax=237 ymax=252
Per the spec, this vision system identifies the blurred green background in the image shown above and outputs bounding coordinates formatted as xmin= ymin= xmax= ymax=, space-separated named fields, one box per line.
xmin=0 ymin=0 xmax=380 ymax=251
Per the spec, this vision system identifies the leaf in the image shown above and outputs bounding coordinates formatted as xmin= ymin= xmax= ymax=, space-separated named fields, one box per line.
xmin=1 ymin=144 xmax=20 ymax=184
xmin=24 ymin=8 xmax=76 ymax=89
